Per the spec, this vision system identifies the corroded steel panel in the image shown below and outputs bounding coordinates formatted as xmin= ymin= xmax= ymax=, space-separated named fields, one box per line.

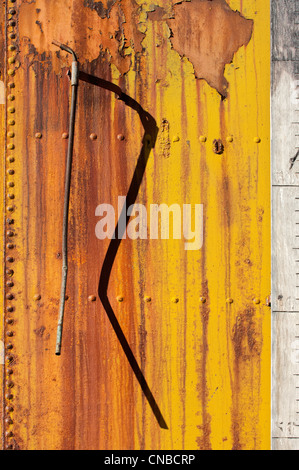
xmin=1 ymin=0 xmax=270 ymax=450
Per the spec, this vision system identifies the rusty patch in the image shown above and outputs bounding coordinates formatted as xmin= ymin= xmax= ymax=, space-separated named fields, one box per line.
xmin=84 ymin=0 xmax=117 ymax=18
xmin=213 ymin=139 xmax=224 ymax=155
xmin=18 ymin=0 xmax=145 ymax=75
xmin=232 ymin=308 xmax=261 ymax=359
xmin=159 ymin=118 xmax=171 ymax=159
xmin=33 ymin=326 xmax=46 ymax=337
xmin=147 ymin=6 xmax=167 ymax=22
xmin=167 ymin=0 xmax=253 ymax=97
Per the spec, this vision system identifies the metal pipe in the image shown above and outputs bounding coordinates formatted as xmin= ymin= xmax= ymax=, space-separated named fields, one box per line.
xmin=52 ymin=40 xmax=79 ymax=355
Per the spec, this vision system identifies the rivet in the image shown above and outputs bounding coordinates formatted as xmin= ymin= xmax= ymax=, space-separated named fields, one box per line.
xmin=8 ymin=107 xmax=15 ymax=113
xmin=253 ymin=298 xmax=261 ymax=305
xmin=5 ymin=418 xmax=13 ymax=426
xmin=199 ymin=136 xmax=207 ymax=143
xmin=6 ymin=331 xmax=14 ymax=337
xmin=144 ymin=296 xmax=151 ymax=303
xmin=8 ymin=57 xmax=15 ymax=64
xmin=7 ymin=132 xmax=15 ymax=138
xmin=8 ymin=119 xmax=15 ymax=125
xmin=88 ymin=295 xmax=96 ymax=302
xmin=226 ymin=298 xmax=233 ymax=304
xmin=35 ymin=132 xmax=42 ymax=139
xmin=7 ymin=182 xmax=15 ymax=188
xmin=6 ymin=318 xmax=14 ymax=324
xmin=226 ymin=136 xmax=233 ymax=143
xmin=8 ymin=94 xmax=15 ymax=101
xmin=6 ymin=243 xmax=14 ymax=249
xmin=8 ymin=45 xmax=16 ymax=51
xmin=6 ymin=281 xmax=14 ymax=287
xmin=7 ymin=370 xmax=13 ymax=377
xmin=171 ymin=297 xmax=179 ymax=304
xmin=6 ymin=257 xmax=14 ymax=263
xmin=62 ymin=132 xmax=69 ymax=139
xmin=172 ymin=136 xmax=180 ymax=143
xmin=254 ymin=137 xmax=261 ymax=143
xmin=117 ymin=134 xmax=125 ymax=141
xmin=7 ymin=194 xmax=15 ymax=200
xmin=7 ymin=143 xmax=14 ymax=150
xmin=6 ymin=444 xmax=13 ymax=450
xmin=9 ymin=8 xmax=16 ymax=14
xmin=117 ymin=296 xmax=124 ymax=302
xmin=8 ymin=20 xmax=16 ymax=27
xmin=89 ymin=133 xmax=97 ymax=141
xmin=5 ymin=431 xmax=14 ymax=438
xmin=6 ymin=381 xmax=14 ymax=389
xmin=200 ymin=297 xmax=207 ymax=303
xmin=8 ymin=33 xmax=15 ymax=39
xmin=7 ymin=231 xmax=14 ymax=237
xmin=7 ymin=206 xmax=14 ymax=212
xmin=5 ymin=393 xmax=13 ymax=400
xmin=6 ymin=356 xmax=14 ymax=363
xmin=7 ymin=169 xmax=14 ymax=175
xmin=7 ymin=218 xmax=14 ymax=224
xmin=33 ymin=294 xmax=41 ymax=301
xmin=6 ymin=307 xmax=14 ymax=314
xmin=6 ymin=344 xmax=13 ymax=350
xmin=7 ymin=157 xmax=15 ymax=163
xmin=6 ymin=294 xmax=14 ymax=301
xmin=65 ymin=295 xmax=69 ymax=301
xmin=7 ymin=70 xmax=15 ymax=77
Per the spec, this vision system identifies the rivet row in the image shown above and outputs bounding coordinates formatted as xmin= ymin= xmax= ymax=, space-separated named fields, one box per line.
xmin=5 ymin=4 xmax=17 ymax=448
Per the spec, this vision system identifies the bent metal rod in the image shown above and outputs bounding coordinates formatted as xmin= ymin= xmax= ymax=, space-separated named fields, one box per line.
xmin=52 ymin=40 xmax=79 ymax=356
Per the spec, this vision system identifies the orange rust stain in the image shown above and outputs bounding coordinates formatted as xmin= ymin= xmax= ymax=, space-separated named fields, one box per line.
xmin=167 ymin=0 xmax=253 ymax=97
xmin=18 ymin=0 xmax=144 ymax=74
xmin=231 ymin=307 xmax=263 ymax=449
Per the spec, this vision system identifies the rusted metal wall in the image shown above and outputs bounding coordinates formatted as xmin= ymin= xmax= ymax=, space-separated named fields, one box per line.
xmin=0 ymin=0 xmax=270 ymax=450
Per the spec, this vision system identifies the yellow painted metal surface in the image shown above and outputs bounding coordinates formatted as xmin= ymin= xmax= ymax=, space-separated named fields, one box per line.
xmin=1 ymin=0 xmax=270 ymax=450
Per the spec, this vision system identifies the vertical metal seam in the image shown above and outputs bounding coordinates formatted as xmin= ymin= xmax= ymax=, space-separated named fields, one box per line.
xmin=4 ymin=0 xmax=17 ymax=451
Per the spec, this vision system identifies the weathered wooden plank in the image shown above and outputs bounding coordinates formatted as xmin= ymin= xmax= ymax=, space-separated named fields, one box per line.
xmin=272 ymin=61 xmax=299 ymax=186
xmin=272 ymin=187 xmax=299 ymax=312
xmin=271 ymin=0 xmax=299 ymax=450
xmin=272 ymin=312 xmax=299 ymax=448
